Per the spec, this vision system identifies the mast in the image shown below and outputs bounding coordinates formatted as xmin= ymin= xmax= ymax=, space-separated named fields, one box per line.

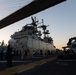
xmin=39 ymin=19 xmax=49 ymax=38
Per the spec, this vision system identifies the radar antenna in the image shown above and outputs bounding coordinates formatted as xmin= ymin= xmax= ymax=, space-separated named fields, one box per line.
xmin=38 ymin=19 xmax=49 ymax=37
xmin=31 ymin=16 xmax=39 ymax=27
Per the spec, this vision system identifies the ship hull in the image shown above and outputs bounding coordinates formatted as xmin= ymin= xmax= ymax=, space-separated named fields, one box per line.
xmin=14 ymin=37 xmax=56 ymax=55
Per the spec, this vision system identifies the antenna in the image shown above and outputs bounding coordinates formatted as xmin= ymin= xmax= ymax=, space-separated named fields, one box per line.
xmin=34 ymin=16 xmax=36 ymax=21
xmin=42 ymin=19 xmax=44 ymax=25
xmin=31 ymin=16 xmax=35 ymax=23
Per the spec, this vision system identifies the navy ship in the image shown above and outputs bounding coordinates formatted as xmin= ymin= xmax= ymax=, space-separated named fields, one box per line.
xmin=9 ymin=17 xmax=56 ymax=57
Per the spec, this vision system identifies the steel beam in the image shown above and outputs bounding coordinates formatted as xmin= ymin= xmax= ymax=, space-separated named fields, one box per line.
xmin=0 ymin=0 xmax=66 ymax=29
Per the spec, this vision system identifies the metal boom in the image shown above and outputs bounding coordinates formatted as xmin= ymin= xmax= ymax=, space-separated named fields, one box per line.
xmin=0 ymin=0 xmax=66 ymax=29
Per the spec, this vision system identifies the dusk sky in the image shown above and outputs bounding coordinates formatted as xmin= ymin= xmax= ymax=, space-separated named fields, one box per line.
xmin=0 ymin=0 xmax=76 ymax=49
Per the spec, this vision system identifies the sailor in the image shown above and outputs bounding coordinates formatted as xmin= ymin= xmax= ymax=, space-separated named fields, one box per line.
xmin=6 ymin=44 xmax=13 ymax=67
xmin=6 ymin=38 xmax=16 ymax=67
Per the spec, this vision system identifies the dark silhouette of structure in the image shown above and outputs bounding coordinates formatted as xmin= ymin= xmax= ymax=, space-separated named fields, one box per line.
xmin=67 ymin=37 xmax=76 ymax=46
xmin=0 ymin=0 xmax=66 ymax=29
xmin=0 ymin=50 xmax=3 ymax=60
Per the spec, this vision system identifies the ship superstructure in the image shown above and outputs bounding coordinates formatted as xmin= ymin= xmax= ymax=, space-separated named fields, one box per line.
xmin=9 ymin=17 xmax=56 ymax=56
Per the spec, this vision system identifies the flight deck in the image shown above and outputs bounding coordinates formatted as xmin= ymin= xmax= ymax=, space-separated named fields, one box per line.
xmin=0 ymin=54 xmax=76 ymax=75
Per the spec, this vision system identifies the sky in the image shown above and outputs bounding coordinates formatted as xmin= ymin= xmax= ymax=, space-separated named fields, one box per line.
xmin=0 ymin=0 xmax=76 ymax=49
